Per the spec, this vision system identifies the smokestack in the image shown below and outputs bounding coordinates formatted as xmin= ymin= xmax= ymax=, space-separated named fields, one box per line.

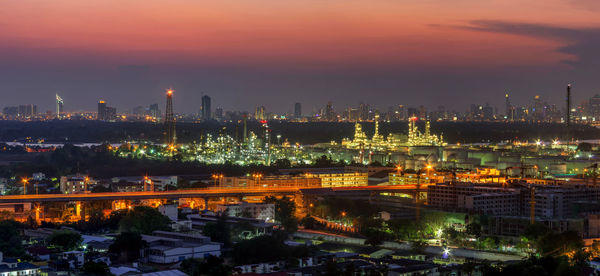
xmin=566 ymin=84 xmax=571 ymax=128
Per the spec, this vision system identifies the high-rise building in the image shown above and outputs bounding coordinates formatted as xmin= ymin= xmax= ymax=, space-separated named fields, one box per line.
xmin=505 ymin=93 xmax=513 ymax=121
xmin=215 ymin=107 xmax=223 ymax=121
xmin=56 ymin=94 xmax=64 ymax=118
xmin=325 ymin=101 xmax=335 ymax=121
xmin=97 ymin=101 xmax=117 ymax=121
xmin=359 ymin=102 xmax=369 ymax=121
xmin=566 ymin=84 xmax=572 ymax=127
xmin=149 ymin=103 xmax=160 ymax=120
xmin=2 ymin=106 xmax=18 ymax=117
xmin=294 ymin=102 xmax=302 ymax=119
xmin=589 ymin=94 xmax=600 ymax=120
xmin=255 ymin=106 xmax=266 ymax=120
xmin=201 ymin=95 xmax=211 ymax=121
xmin=165 ymin=89 xmax=176 ymax=145
xmin=97 ymin=101 xmax=107 ymax=120
xmin=17 ymin=104 xmax=36 ymax=118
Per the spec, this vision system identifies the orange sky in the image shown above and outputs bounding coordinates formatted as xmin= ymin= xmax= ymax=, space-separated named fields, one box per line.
xmin=2 ymin=0 xmax=600 ymax=112
xmin=1 ymin=0 xmax=598 ymax=69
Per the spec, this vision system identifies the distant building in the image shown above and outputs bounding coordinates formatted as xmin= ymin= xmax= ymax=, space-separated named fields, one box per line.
xmin=97 ymin=100 xmax=116 ymax=121
xmin=148 ymin=103 xmax=161 ymax=120
xmin=214 ymin=107 xmax=223 ymax=121
xmin=312 ymin=172 xmax=368 ymax=187
xmin=294 ymin=102 xmax=302 ymax=119
xmin=255 ymin=106 xmax=266 ymax=120
xmin=97 ymin=101 xmax=107 ymax=120
xmin=17 ymin=104 xmax=37 ymax=118
xmin=201 ymin=95 xmax=211 ymax=121
xmin=60 ymin=174 xmax=97 ymax=194
xmin=56 ymin=94 xmax=64 ymax=118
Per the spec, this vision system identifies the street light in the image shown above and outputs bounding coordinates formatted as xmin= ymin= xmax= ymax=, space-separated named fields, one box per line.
xmin=21 ymin=177 xmax=29 ymax=195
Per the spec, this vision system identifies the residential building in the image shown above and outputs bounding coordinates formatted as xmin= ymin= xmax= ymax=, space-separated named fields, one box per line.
xmin=215 ymin=203 xmax=275 ymax=221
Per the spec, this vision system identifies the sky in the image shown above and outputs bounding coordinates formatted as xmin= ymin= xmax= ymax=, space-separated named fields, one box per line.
xmin=1 ymin=0 xmax=600 ymax=115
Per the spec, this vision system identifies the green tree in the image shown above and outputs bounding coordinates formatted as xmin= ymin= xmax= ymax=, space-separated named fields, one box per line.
xmin=0 ymin=220 xmax=25 ymax=257
xmin=363 ymin=229 xmax=386 ymax=246
xmin=466 ymin=222 xmax=482 ymax=238
xmin=109 ymin=232 xmax=147 ymax=262
xmin=47 ymin=230 xmax=83 ymax=251
xmin=410 ymin=240 xmax=428 ymax=254
xmin=181 ymin=256 xmax=231 ymax=276
xmin=265 ymin=196 xmax=298 ymax=233
xmin=118 ymin=206 xmax=171 ymax=234
xmin=82 ymin=261 xmax=111 ymax=276
xmin=202 ymin=213 xmax=231 ymax=246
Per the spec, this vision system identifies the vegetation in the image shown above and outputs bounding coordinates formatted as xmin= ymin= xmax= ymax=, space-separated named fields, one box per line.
xmin=232 ymin=233 xmax=314 ymax=266
xmin=0 ymin=220 xmax=25 ymax=257
xmin=181 ymin=256 xmax=231 ymax=276
xmin=118 ymin=206 xmax=171 ymax=234
xmin=109 ymin=232 xmax=147 ymax=262
xmin=47 ymin=230 xmax=83 ymax=251
xmin=264 ymin=196 xmax=298 ymax=233
xmin=202 ymin=213 xmax=231 ymax=246
xmin=81 ymin=261 xmax=111 ymax=276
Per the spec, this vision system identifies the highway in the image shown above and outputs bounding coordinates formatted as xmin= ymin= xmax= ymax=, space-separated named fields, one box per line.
xmin=0 ymin=184 xmax=427 ymax=203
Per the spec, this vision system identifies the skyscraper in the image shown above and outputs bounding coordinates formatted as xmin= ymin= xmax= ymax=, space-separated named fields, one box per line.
xmin=56 ymin=94 xmax=64 ymax=118
xmin=201 ymin=95 xmax=211 ymax=121
xmin=566 ymin=84 xmax=572 ymax=127
xmin=215 ymin=107 xmax=223 ymax=121
xmin=294 ymin=102 xmax=302 ymax=119
xmin=165 ymin=89 xmax=176 ymax=145
xmin=17 ymin=104 xmax=36 ymax=118
xmin=325 ymin=101 xmax=335 ymax=121
xmin=255 ymin=106 xmax=265 ymax=120
xmin=97 ymin=101 xmax=107 ymax=120
xmin=505 ymin=93 xmax=513 ymax=121
xmin=149 ymin=103 xmax=160 ymax=120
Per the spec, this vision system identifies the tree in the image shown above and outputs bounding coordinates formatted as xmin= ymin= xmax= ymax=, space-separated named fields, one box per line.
xmin=577 ymin=142 xmax=592 ymax=152
xmin=537 ymin=231 xmax=584 ymax=256
xmin=363 ymin=229 xmax=386 ymax=246
xmin=181 ymin=256 xmax=231 ymax=276
xmin=118 ymin=206 xmax=171 ymax=234
xmin=410 ymin=240 xmax=428 ymax=254
xmin=466 ymin=222 xmax=482 ymax=238
xmin=232 ymin=234 xmax=313 ymax=265
xmin=47 ymin=230 xmax=83 ymax=251
xmin=274 ymin=159 xmax=291 ymax=169
xmin=109 ymin=232 xmax=147 ymax=262
xmin=82 ymin=261 xmax=111 ymax=276
xmin=0 ymin=220 xmax=25 ymax=257
xmin=264 ymin=196 xmax=298 ymax=233
xmin=202 ymin=214 xmax=231 ymax=246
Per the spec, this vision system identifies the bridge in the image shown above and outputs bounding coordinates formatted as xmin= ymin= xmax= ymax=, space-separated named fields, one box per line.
xmin=0 ymin=184 xmax=429 ymax=204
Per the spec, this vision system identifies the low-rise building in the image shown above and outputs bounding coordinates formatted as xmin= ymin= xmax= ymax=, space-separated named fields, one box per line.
xmin=59 ymin=174 xmax=97 ymax=194
xmin=142 ymin=231 xmax=221 ymax=264
xmin=215 ymin=203 xmax=274 ymax=221
xmin=0 ymin=253 xmax=38 ymax=276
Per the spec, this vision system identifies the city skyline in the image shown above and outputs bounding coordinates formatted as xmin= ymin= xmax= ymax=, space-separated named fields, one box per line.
xmin=2 ymin=1 xmax=600 ymax=113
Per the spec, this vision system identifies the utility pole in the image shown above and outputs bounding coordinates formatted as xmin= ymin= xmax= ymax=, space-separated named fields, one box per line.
xmin=529 ymin=186 xmax=536 ymax=225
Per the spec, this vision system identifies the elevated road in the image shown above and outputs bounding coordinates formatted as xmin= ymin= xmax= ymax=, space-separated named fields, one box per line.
xmin=0 ymin=184 xmax=428 ymax=203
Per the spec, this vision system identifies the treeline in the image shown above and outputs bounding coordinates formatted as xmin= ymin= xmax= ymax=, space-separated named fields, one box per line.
xmin=1 ymin=120 xmax=599 ymax=144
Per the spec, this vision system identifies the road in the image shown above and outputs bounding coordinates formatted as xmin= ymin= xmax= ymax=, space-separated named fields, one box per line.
xmin=0 ymin=184 xmax=427 ymax=203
